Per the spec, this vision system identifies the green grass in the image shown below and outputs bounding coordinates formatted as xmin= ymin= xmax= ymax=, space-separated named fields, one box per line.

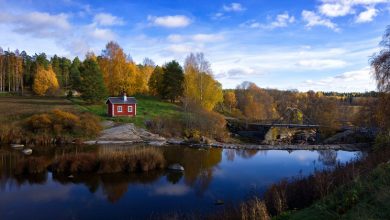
xmin=71 ymin=95 xmax=184 ymax=127
xmin=276 ymin=162 xmax=390 ymax=220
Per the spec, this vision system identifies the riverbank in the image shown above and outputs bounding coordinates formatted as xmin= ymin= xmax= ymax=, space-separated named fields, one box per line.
xmin=85 ymin=123 xmax=368 ymax=151
xmin=277 ymin=162 xmax=390 ymax=220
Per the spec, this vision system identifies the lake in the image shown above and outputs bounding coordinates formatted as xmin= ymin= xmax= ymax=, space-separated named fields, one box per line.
xmin=0 ymin=145 xmax=361 ymax=219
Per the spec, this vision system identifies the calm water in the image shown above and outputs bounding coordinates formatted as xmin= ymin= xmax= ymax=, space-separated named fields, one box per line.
xmin=0 ymin=145 xmax=361 ymax=219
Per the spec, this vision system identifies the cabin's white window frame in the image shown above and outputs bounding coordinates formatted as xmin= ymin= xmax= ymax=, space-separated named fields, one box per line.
xmin=128 ymin=106 xmax=133 ymax=113
xmin=117 ymin=106 xmax=122 ymax=112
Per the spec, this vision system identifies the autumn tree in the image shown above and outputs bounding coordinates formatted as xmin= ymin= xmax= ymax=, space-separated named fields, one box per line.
xmin=33 ymin=65 xmax=59 ymax=96
xmin=98 ymin=41 xmax=138 ymax=96
xmin=137 ymin=57 xmax=156 ymax=94
xmin=79 ymin=58 xmax=107 ymax=103
xmin=162 ymin=60 xmax=184 ymax=102
xmin=223 ymin=91 xmax=237 ymax=112
xmin=183 ymin=53 xmax=223 ymax=111
xmin=235 ymin=82 xmax=277 ymax=121
xmin=148 ymin=65 xmax=164 ymax=96
xmin=371 ymin=25 xmax=390 ymax=142
xmin=0 ymin=49 xmax=24 ymax=93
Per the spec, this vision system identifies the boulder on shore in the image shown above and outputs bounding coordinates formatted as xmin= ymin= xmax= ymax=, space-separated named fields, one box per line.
xmin=86 ymin=123 xmax=166 ymax=144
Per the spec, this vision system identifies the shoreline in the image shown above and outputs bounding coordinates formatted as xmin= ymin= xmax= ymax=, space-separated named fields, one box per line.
xmin=84 ymin=139 xmax=368 ymax=151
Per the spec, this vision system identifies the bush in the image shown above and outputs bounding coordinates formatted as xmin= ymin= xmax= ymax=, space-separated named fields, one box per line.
xmin=240 ymin=198 xmax=271 ymax=220
xmin=26 ymin=114 xmax=52 ymax=133
xmin=52 ymin=109 xmax=80 ymax=131
xmin=147 ymin=116 xmax=185 ymax=138
xmin=78 ymin=113 xmax=102 ymax=137
xmin=374 ymin=132 xmax=390 ymax=151
xmin=22 ymin=109 xmax=102 ymax=144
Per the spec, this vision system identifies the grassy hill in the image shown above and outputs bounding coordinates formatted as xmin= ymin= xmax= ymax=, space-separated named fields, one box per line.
xmin=71 ymin=95 xmax=184 ymax=127
xmin=0 ymin=96 xmax=78 ymax=124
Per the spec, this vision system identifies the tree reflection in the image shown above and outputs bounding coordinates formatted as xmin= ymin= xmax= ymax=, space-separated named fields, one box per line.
xmin=163 ymin=147 xmax=222 ymax=196
xmin=224 ymin=149 xmax=235 ymax=161
xmin=318 ymin=150 xmax=337 ymax=166
xmin=236 ymin=149 xmax=262 ymax=159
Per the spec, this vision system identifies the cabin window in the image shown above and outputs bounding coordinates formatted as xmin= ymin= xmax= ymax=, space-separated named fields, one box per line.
xmin=128 ymin=106 xmax=133 ymax=113
xmin=117 ymin=106 xmax=122 ymax=112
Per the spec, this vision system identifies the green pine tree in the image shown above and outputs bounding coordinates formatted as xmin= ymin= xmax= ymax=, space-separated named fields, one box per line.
xmin=162 ymin=60 xmax=184 ymax=102
xmin=148 ymin=65 xmax=164 ymax=97
xmin=79 ymin=58 xmax=107 ymax=103
xmin=70 ymin=57 xmax=81 ymax=91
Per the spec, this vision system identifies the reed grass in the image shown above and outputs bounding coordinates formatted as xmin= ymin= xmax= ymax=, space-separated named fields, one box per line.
xmin=50 ymin=147 xmax=165 ymax=174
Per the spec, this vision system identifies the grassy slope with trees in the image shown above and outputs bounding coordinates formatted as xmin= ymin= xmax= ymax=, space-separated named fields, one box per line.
xmin=71 ymin=95 xmax=183 ymax=128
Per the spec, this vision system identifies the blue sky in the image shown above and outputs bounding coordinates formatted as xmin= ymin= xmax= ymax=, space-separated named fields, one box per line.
xmin=0 ymin=0 xmax=389 ymax=92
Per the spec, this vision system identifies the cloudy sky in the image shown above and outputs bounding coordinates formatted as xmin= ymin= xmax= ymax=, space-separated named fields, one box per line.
xmin=1 ymin=0 xmax=389 ymax=92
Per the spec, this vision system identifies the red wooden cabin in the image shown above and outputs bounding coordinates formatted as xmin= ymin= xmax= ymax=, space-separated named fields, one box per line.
xmin=106 ymin=94 xmax=137 ymax=117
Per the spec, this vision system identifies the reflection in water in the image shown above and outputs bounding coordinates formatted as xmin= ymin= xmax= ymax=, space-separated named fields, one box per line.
xmin=0 ymin=145 xmax=360 ymax=219
xmin=163 ymin=147 xmax=222 ymax=196
xmin=166 ymin=171 xmax=183 ymax=184
xmin=318 ymin=150 xmax=337 ymax=166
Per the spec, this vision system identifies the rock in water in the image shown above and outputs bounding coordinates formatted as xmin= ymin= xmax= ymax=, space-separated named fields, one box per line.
xmin=22 ymin=148 xmax=33 ymax=155
xmin=168 ymin=164 xmax=184 ymax=171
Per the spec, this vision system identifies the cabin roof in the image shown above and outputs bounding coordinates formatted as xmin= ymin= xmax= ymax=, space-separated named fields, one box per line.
xmin=106 ymin=97 xmax=137 ymax=104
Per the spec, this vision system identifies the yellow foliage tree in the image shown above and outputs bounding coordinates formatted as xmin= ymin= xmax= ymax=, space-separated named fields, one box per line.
xmin=98 ymin=41 xmax=142 ymax=96
xmin=183 ymin=53 xmax=223 ymax=111
xmin=224 ymin=91 xmax=237 ymax=112
xmin=33 ymin=65 xmax=59 ymax=96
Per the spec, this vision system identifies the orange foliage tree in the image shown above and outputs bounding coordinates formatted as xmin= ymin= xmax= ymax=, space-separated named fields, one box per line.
xmin=32 ymin=65 xmax=59 ymax=96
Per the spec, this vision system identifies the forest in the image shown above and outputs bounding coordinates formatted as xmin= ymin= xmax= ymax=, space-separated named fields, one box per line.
xmin=0 ymin=31 xmax=388 ymax=143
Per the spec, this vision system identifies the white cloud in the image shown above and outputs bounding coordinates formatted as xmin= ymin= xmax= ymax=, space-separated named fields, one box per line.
xmin=356 ymin=7 xmax=378 ymax=23
xmin=93 ymin=13 xmax=124 ymax=26
xmin=302 ymin=10 xmax=339 ymax=31
xmin=147 ymin=15 xmax=191 ymax=28
xmin=297 ymin=59 xmax=347 ymax=69
xmin=240 ymin=13 xmax=295 ymax=29
xmin=315 ymin=0 xmax=388 ymax=24
xmin=167 ymin=34 xmax=184 ymax=42
xmin=270 ymin=13 xmax=295 ymax=28
xmin=0 ymin=11 xmax=71 ymax=37
xmin=212 ymin=12 xmax=227 ymax=20
xmin=167 ymin=44 xmax=195 ymax=54
xmin=301 ymin=67 xmax=376 ymax=92
xmin=167 ymin=33 xmax=223 ymax=43
xmin=319 ymin=2 xmax=353 ymax=17
xmin=223 ymin=3 xmax=246 ymax=12
xmin=240 ymin=19 xmax=261 ymax=28
xmin=87 ymin=26 xmax=116 ymax=41
xmin=216 ymin=67 xmax=257 ymax=80
xmin=192 ymin=34 xmax=223 ymax=42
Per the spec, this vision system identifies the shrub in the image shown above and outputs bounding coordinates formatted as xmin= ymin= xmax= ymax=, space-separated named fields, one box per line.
xmin=240 ymin=198 xmax=270 ymax=220
xmin=147 ymin=116 xmax=185 ymax=138
xmin=374 ymin=132 xmax=390 ymax=151
xmin=26 ymin=114 xmax=52 ymax=133
xmin=52 ymin=109 xmax=80 ymax=131
xmin=78 ymin=113 xmax=102 ymax=137
xmin=22 ymin=110 xmax=102 ymax=144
